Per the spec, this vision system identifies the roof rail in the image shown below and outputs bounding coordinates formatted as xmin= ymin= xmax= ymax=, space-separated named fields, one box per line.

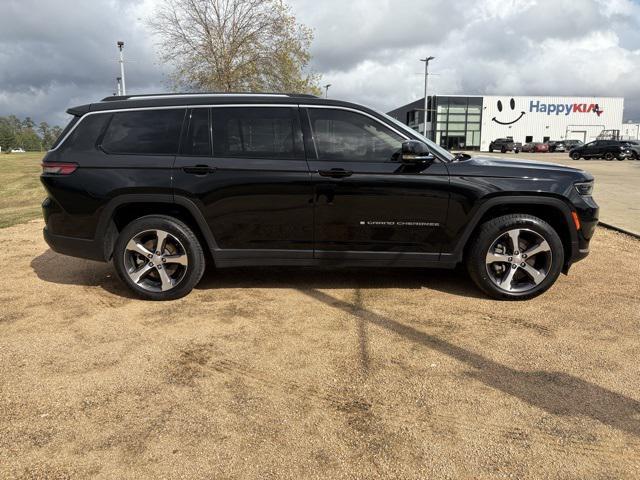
xmin=100 ymin=92 xmax=319 ymax=102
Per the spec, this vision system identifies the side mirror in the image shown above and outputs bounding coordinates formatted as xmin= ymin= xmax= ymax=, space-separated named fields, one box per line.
xmin=401 ymin=140 xmax=434 ymax=164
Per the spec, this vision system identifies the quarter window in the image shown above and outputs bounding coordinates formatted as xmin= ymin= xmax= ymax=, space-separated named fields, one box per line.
xmin=212 ymin=107 xmax=303 ymax=159
xmin=101 ymin=109 xmax=186 ymax=155
xmin=307 ymin=109 xmax=403 ymax=162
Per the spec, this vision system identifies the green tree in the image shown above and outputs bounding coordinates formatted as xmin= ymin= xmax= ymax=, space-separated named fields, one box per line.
xmin=149 ymin=0 xmax=321 ymax=95
xmin=16 ymin=129 xmax=42 ymax=151
xmin=22 ymin=116 xmax=35 ymax=130
xmin=0 ymin=123 xmax=16 ymax=152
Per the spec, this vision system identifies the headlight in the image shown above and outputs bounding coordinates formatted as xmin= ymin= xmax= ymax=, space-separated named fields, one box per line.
xmin=575 ymin=181 xmax=594 ymax=196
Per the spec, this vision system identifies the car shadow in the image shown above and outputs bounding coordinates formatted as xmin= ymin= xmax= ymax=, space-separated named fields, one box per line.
xmin=30 ymin=249 xmax=137 ymax=299
xmin=196 ymin=264 xmax=487 ymax=298
xmin=301 ymin=288 xmax=640 ymax=439
xmin=31 ymin=249 xmax=487 ymax=299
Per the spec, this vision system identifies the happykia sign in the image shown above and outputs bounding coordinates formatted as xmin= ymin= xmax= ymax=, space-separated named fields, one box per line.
xmin=529 ymin=100 xmax=603 ymax=117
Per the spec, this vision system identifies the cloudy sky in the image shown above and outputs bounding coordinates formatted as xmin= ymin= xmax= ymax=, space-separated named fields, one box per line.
xmin=1 ymin=0 xmax=639 ymax=126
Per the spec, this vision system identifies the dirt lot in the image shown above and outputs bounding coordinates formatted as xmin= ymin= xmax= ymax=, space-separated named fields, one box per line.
xmin=1 ymin=220 xmax=639 ymax=479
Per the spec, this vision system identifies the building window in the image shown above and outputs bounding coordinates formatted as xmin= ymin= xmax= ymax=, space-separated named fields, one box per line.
xmin=525 ymin=135 xmax=533 ymax=143
xmin=543 ymin=136 xmax=550 ymax=143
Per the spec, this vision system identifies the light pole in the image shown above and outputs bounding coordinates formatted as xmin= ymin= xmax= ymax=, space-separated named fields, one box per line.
xmin=117 ymin=41 xmax=126 ymax=95
xmin=324 ymin=84 xmax=332 ymax=99
xmin=116 ymin=77 xmax=122 ymax=96
xmin=420 ymin=56 xmax=435 ymax=138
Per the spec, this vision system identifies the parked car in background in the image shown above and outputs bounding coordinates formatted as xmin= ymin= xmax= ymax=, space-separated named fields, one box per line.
xmin=622 ymin=140 xmax=640 ymax=160
xmin=563 ymin=139 xmax=584 ymax=151
xmin=569 ymin=140 xmax=631 ymax=160
xmin=10 ymin=148 xmax=26 ymax=153
xmin=521 ymin=142 xmax=549 ymax=153
xmin=547 ymin=140 xmax=563 ymax=152
xmin=489 ymin=138 xmax=521 ymax=153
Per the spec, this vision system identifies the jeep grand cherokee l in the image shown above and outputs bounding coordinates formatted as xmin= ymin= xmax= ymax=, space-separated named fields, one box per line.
xmin=41 ymin=93 xmax=598 ymax=301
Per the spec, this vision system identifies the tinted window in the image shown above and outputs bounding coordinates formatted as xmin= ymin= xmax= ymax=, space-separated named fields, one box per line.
xmin=52 ymin=115 xmax=80 ymax=150
xmin=308 ymin=109 xmax=403 ymax=162
xmin=182 ymin=108 xmax=211 ymax=156
xmin=62 ymin=113 xmax=110 ymax=152
xmin=212 ymin=107 xmax=303 ymax=159
xmin=101 ymin=109 xmax=185 ymax=155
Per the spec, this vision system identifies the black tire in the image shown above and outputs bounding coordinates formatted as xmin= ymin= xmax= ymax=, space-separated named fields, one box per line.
xmin=466 ymin=214 xmax=564 ymax=300
xmin=616 ymin=155 xmax=625 ymax=161
xmin=501 ymin=146 xmax=507 ymax=153
xmin=604 ymin=152 xmax=614 ymax=161
xmin=570 ymin=151 xmax=581 ymax=160
xmin=113 ymin=215 xmax=206 ymax=300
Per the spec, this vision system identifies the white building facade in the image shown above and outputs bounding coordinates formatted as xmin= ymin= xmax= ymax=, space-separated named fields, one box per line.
xmin=480 ymin=95 xmax=624 ymax=151
xmin=388 ymin=95 xmax=625 ymax=152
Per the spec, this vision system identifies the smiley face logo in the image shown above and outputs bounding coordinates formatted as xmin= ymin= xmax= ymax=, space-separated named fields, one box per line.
xmin=492 ymin=97 xmax=526 ymax=125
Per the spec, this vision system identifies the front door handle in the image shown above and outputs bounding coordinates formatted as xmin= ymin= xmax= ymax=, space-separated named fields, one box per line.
xmin=318 ymin=168 xmax=353 ymax=178
xmin=182 ymin=165 xmax=216 ymax=175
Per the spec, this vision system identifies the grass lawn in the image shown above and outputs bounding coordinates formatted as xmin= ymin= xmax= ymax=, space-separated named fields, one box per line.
xmin=0 ymin=152 xmax=45 ymax=228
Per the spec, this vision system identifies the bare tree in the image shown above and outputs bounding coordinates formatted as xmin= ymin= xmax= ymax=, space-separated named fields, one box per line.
xmin=149 ymin=0 xmax=321 ymax=95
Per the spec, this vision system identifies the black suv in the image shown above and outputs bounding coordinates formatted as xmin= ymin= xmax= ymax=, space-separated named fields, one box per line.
xmin=569 ymin=140 xmax=631 ymax=160
xmin=488 ymin=138 xmax=521 ymax=153
xmin=41 ymin=93 xmax=598 ymax=300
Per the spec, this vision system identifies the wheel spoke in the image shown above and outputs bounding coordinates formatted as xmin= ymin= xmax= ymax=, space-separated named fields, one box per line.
xmin=486 ymin=251 xmax=510 ymax=264
xmin=520 ymin=264 xmax=545 ymax=285
xmin=522 ymin=240 xmax=551 ymax=258
xmin=155 ymin=230 xmax=169 ymax=254
xmin=163 ymin=253 xmax=188 ymax=266
xmin=507 ymin=229 xmax=521 ymax=253
xmin=499 ymin=266 xmax=518 ymax=291
xmin=126 ymin=239 xmax=153 ymax=258
xmin=130 ymin=263 xmax=154 ymax=284
xmin=156 ymin=267 xmax=173 ymax=291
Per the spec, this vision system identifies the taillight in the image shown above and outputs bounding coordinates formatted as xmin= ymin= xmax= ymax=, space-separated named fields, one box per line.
xmin=41 ymin=162 xmax=77 ymax=175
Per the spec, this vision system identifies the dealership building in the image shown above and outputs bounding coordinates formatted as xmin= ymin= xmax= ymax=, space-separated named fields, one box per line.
xmin=387 ymin=95 xmax=625 ymax=151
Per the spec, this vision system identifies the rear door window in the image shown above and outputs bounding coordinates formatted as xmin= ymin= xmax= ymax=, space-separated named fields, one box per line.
xmin=211 ymin=107 xmax=303 ymax=159
xmin=181 ymin=108 xmax=212 ymax=156
xmin=101 ymin=109 xmax=186 ymax=155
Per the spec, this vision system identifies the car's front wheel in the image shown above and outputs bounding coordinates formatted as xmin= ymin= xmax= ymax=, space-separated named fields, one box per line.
xmin=466 ymin=214 xmax=564 ymax=300
xmin=604 ymin=152 xmax=614 ymax=160
xmin=570 ymin=151 xmax=581 ymax=160
xmin=113 ymin=215 xmax=206 ymax=300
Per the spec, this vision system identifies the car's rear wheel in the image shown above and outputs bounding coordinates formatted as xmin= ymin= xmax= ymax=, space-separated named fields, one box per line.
xmin=466 ymin=214 xmax=564 ymax=300
xmin=604 ymin=152 xmax=614 ymax=160
xmin=570 ymin=151 xmax=581 ymax=160
xmin=113 ymin=215 xmax=205 ymax=300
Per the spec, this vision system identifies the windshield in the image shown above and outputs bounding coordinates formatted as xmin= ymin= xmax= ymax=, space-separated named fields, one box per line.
xmin=378 ymin=110 xmax=456 ymax=161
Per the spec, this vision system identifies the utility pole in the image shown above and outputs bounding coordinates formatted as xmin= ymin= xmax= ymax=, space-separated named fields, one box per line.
xmin=324 ymin=84 xmax=332 ymax=99
xmin=117 ymin=41 xmax=126 ymax=95
xmin=420 ymin=56 xmax=435 ymax=138
xmin=116 ymin=77 xmax=122 ymax=96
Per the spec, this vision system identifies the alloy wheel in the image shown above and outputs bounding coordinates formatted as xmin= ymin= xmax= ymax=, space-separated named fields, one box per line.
xmin=485 ymin=228 xmax=553 ymax=293
xmin=123 ymin=229 xmax=188 ymax=292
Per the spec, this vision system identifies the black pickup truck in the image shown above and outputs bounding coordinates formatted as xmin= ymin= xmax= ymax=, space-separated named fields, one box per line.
xmin=489 ymin=138 xmax=521 ymax=153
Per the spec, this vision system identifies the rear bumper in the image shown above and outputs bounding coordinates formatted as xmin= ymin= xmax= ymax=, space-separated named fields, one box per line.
xmin=43 ymin=227 xmax=106 ymax=262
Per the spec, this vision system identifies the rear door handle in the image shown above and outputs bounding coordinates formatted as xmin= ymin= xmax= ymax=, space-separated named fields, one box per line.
xmin=318 ymin=168 xmax=353 ymax=178
xmin=182 ymin=165 xmax=216 ymax=175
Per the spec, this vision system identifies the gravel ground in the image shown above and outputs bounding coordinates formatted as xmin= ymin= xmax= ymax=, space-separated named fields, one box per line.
xmin=1 ymin=220 xmax=639 ymax=479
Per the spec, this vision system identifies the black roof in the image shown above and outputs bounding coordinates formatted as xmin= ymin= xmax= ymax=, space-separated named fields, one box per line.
xmin=67 ymin=92 xmax=370 ymax=116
